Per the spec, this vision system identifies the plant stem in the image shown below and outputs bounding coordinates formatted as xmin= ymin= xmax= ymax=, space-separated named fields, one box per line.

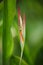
xmin=19 ymin=46 xmax=24 ymax=65
xmin=3 ymin=0 xmax=16 ymax=65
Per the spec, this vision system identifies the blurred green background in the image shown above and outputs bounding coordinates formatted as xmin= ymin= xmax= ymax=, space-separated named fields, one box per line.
xmin=0 ymin=0 xmax=43 ymax=65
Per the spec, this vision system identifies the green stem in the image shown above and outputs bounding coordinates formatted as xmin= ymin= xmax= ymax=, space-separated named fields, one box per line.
xmin=3 ymin=0 xmax=16 ymax=65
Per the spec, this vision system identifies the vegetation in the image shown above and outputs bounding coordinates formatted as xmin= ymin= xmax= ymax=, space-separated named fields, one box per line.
xmin=0 ymin=0 xmax=43 ymax=65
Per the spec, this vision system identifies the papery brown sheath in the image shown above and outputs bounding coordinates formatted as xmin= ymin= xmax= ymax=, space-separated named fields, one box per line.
xmin=18 ymin=8 xmax=26 ymax=49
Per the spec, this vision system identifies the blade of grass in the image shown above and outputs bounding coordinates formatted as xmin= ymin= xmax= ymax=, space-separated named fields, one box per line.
xmin=10 ymin=56 xmax=29 ymax=65
xmin=3 ymin=0 xmax=16 ymax=65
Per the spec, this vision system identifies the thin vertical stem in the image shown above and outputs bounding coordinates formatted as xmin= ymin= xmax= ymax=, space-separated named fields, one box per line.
xmin=19 ymin=47 xmax=24 ymax=65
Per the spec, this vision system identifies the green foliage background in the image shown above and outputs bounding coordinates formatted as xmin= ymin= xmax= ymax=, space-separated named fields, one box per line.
xmin=0 ymin=0 xmax=43 ymax=65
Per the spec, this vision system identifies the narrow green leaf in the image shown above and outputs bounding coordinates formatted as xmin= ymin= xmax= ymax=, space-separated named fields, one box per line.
xmin=3 ymin=0 xmax=16 ymax=65
xmin=10 ymin=56 xmax=29 ymax=65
